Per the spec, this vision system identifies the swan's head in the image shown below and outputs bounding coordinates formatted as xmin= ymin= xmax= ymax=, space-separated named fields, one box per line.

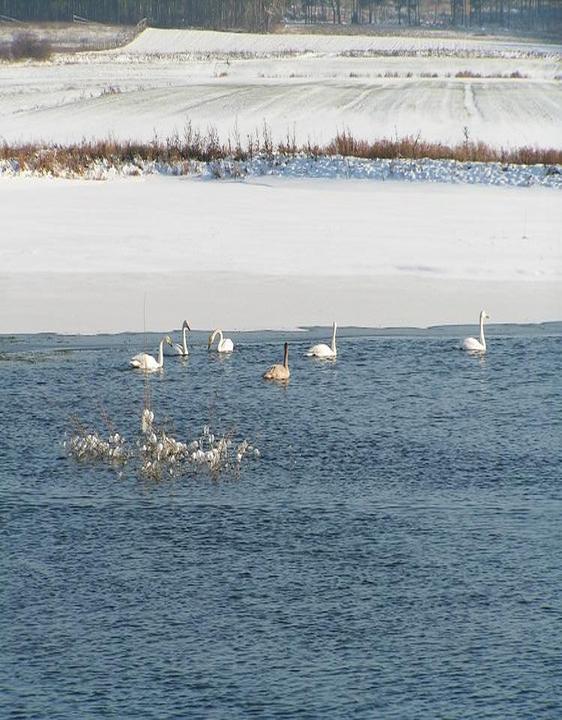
xmin=481 ymin=310 xmax=490 ymax=321
xmin=207 ymin=330 xmax=217 ymax=349
xmin=333 ymin=320 xmax=337 ymax=329
xmin=165 ymin=335 xmax=173 ymax=344
xmin=182 ymin=320 xmax=191 ymax=331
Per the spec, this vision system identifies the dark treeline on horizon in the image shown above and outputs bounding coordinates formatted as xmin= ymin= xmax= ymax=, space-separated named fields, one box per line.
xmin=0 ymin=0 xmax=560 ymax=31
xmin=298 ymin=0 xmax=562 ymax=30
xmin=0 ymin=1 xmax=283 ymax=31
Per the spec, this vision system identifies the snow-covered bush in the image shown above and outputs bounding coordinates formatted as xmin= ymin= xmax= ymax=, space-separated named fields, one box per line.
xmin=64 ymin=407 xmax=259 ymax=480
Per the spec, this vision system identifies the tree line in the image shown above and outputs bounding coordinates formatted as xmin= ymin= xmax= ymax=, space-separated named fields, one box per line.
xmin=0 ymin=0 xmax=560 ymax=30
xmin=0 ymin=1 xmax=284 ymax=31
xmin=296 ymin=0 xmax=562 ymax=30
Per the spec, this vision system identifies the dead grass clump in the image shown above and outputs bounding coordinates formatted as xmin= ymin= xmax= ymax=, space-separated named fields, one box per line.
xmin=100 ymin=85 xmax=122 ymax=96
xmin=456 ymin=70 xmax=483 ymax=78
xmin=277 ymin=128 xmax=298 ymax=156
xmin=508 ymin=146 xmax=562 ymax=165
xmin=455 ymin=69 xmax=528 ymax=79
xmin=10 ymin=33 xmax=52 ymax=61
xmin=324 ymin=129 xmax=562 ymax=165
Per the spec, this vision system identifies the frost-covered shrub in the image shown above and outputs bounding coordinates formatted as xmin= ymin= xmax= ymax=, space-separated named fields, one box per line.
xmin=64 ymin=407 xmax=259 ymax=480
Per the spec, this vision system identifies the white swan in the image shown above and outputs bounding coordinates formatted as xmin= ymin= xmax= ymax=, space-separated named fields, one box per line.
xmin=130 ymin=336 xmax=172 ymax=371
xmin=462 ymin=311 xmax=490 ymax=353
xmin=208 ymin=329 xmax=234 ymax=353
xmin=306 ymin=321 xmax=337 ymax=359
xmin=263 ymin=342 xmax=290 ymax=381
xmin=170 ymin=320 xmax=191 ymax=357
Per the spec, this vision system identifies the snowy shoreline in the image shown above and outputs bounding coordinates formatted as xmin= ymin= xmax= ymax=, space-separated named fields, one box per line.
xmin=3 ymin=321 xmax=562 ymax=339
xmin=2 ymin=271 xmax=561 ymax=336
xmin=1 ymin=154 xmax=561 ymax=189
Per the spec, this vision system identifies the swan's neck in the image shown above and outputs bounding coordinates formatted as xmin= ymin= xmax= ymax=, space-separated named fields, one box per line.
xmin=182 ymin=326 xmax=188 ymax=353
xmin=157 ymin=339 xmax=165 ymax=366
xmin=479 ymin=316 xmax=486 ymax=349
xmin=218 ymin=329 xmax=223 ymax=345
xmin=283 ymin=345 xmax=289 ymax=369
xmin=331 ymin=324 xmax=337 ymax=352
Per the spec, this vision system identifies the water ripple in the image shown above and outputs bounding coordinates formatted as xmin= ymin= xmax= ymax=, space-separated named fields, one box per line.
xmin=1 ymin=330 xmax=561 ymax=719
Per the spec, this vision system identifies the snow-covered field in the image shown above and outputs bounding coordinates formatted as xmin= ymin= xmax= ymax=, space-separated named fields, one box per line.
xmin=1 ymin=176 xmax=560 ymax=334
xmin=0 ymin=28 xmax=561 ymax=148
xmin=1 ymin=28 xmax=560 ymax=332
xmin=125 ymin=27 xmax=562 ymax=59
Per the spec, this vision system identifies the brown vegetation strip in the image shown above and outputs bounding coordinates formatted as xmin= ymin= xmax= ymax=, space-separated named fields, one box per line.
xmin=0 ymin=32 xmax=52 ymax=61
xmin=1 ymin=128 xmax=561 ymax=173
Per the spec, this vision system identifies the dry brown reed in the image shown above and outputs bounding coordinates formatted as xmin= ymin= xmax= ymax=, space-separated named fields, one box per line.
xmin=1 ymin=124 xmax=561 ymax=176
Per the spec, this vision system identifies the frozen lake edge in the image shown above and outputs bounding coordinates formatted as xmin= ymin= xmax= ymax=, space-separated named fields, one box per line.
xmin=2 ymin=175 xmax=560 ymax=334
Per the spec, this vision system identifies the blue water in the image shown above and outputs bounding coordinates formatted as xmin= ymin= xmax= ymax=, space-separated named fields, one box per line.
xmin=1 ymin=325 xmax=561 ymax=719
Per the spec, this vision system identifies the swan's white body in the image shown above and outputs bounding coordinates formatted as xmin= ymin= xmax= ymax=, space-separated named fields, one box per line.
xmin=263 ymin=342 xmax=290 ymax=381
xmin=306 ymin=322 xmax=337 ymax=359
xmin=130 ymin=336 xmax=172 ymax=371
xmin=208 ymin=329 xmax=234 ymax=353
xmin=462 ymin=311 xmax=490 ymax=353
xmin=169 ymin=320 xmax=190 ymax=356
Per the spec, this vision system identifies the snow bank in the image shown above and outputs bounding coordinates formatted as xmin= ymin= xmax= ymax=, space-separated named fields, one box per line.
xmin=1 ymin=155 xmax=561 ymax=189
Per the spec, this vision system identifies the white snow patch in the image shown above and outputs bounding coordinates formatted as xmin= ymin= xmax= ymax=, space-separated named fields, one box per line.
xmin=1 ymin=175 xmax=560 ymax=333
